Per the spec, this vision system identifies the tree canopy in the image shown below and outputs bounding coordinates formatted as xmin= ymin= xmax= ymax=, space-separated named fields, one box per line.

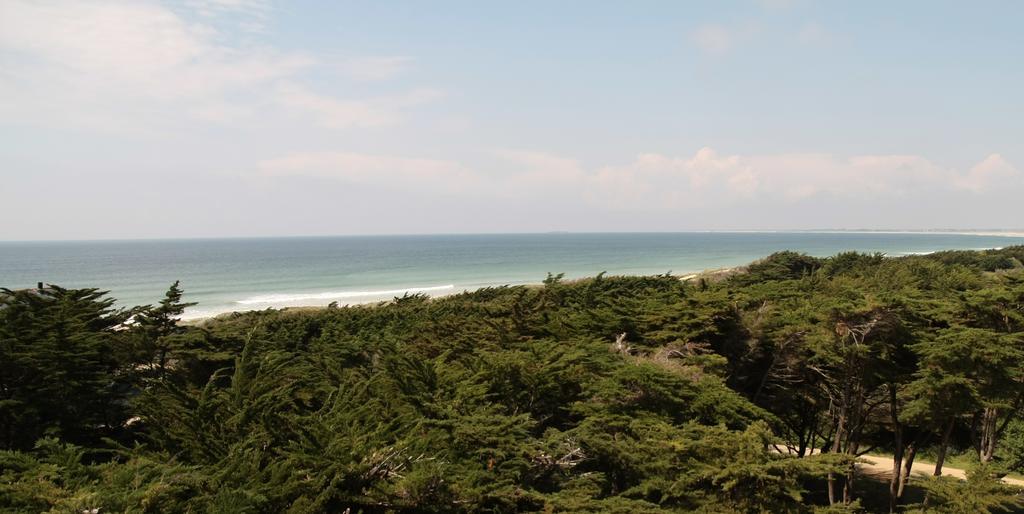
xmin=2 ymin=247 xmax=1024 ymax=512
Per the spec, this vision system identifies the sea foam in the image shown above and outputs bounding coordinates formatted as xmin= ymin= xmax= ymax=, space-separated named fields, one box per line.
xmin=236 ymin=284 xmax=456 ymax=305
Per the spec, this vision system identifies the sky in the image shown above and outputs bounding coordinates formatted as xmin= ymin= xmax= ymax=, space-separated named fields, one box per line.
xmin=1 ymin=0 xmax=1023 ymax=240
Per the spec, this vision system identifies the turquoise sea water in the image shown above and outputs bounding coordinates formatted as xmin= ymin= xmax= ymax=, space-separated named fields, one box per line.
xmin=1 ymin=232 xmax=1022 ymax=319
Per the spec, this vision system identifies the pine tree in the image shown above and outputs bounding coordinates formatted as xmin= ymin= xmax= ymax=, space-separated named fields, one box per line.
xmin=136 ymin=281 xmax=197 ymax=379
xmin=0 ymin=286 xmax=131 ymax=450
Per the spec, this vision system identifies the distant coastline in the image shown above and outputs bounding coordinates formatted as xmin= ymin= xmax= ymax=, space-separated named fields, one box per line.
xmin=5 ymin=228 xmax=1024 ymax=244
xmin=691 ymin=229 xmax=1024 ymax=238
xmin=795 ymin=229 xmax=1024 ymax=237
xmin=185 ymin=245 xmax=1008 ymax=324
xmin=189 ymin=270 xmax=724 ymax=325
xmin=6 ymin=231 xmax=1024 ymax=323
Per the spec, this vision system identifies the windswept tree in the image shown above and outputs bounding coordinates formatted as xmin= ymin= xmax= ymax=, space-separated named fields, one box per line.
xmin=135 ymin=280 xmax=197 ymax=380
xmin=5 ymin=247 xmax=1024 ymax=512
xmin=807 ymin=302 xmax=908 ymax=505
xmin=0 ymin=286 xmax=132 ymax=450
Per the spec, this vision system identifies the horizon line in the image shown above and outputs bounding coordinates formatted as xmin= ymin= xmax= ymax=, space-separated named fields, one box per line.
xmin=3 ymin=228 xmax=1024 ymax=244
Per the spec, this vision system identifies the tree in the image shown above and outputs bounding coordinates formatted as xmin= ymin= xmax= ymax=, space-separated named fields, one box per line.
xmin=4 ymin=248 xmax=1024 ymax=512
xmin=906 ymin=464 xmax=1024 ymax=514
xmin=806 ymin=304 xmax=907 ymax=505
xmin=0 ymin=286 xmax=132 ymax=450
xmin=136 ymin=281 xmax=197 ymax=380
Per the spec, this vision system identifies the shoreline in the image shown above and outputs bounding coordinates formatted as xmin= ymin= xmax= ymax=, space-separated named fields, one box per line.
xmin=783 ymin=229 xmax=1024 ymax=238
xmin=179 ymin=241 xmax=1024 ymax=324
xmin=184 ymin=267 xmax=743 ymax=324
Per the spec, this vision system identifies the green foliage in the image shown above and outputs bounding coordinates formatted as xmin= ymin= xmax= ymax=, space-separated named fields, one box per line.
xmin=0 ymin=438 xmax=209 ymax=514
xmin=732 ymin=251 xmax=824 ymax=285
xmin=906 ymin=464 xmax=1024 ymax=514
xmin=1001 ymin=419 xmax=1024 ymax=473
xmin=4 ymin=248 xmax=1024 ymax=512
xmin=0 ymin=286 xmax=132 ymax=450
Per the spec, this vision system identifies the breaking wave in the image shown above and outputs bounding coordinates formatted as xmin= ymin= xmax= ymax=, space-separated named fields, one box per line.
xmin=236 ymin=284 xmax=456 ymax=305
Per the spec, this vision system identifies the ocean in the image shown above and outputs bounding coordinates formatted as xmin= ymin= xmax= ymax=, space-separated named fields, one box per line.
xmin=1 ymin=232 xmax=1022 ymax=319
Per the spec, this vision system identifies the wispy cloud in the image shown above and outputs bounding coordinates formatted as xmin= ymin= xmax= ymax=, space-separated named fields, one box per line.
xmin=954 ymin=154 xmax=1021 ymax=193
xmin=185 ymin=0 xmax=271 ymax=17
xmin=0 ymin=0 xmax=437 ymax=131
xmin=756 ymin=0 xmax=798 ymax=10
xmin=338 ymin=56 xmax=414 ymax=81
xmin=692 ymin=19 xmax=828 ymax=55
xmin=797 ymin=21 xmax=828 ymax=45
xmin=275 ymin=84 xmax=442 ymax=129
xmin=689 ymin=22 xmax=765 ymax=56
xmin=690 ymin=24 xmax=735 ymax=55
xmin=183 ymin=0 xmax=272 ymax=32
xmin=260 ymin=147 xmax=1023 ymax=215
xmin=259 ymin=151 xmax=476 ymax=192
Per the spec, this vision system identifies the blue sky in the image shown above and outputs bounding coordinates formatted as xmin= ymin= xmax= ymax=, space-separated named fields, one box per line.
xmin=1 ymin=0 xmax=1022 ymax=239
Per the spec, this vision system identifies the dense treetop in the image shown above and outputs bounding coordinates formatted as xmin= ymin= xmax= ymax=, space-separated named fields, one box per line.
xmin=3 ymin=247 xmax=1024 ymax=513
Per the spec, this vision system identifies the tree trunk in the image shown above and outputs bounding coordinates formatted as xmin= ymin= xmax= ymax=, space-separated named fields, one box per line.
xmin=828 ymin=410 xmax=846 ymax=505
xmin=898 ymin=443 xmax=917 ymax=500
xmin=843 ymin=439 xmax=859 ymax=505
xmin=970 ymin=411 xmax=980 ymax=455
xmin=924 ymin=419 xmax=955 ymax=509
xmin=843 ymin=385 xmax=868 ymax=505
xmin=751 ymin=353 xmax=780 ymax=405
xmin=805 ymin=414 xmax=824 ymax=458
xmin=980 ymin=407 xmax=999 ymax=462
xmin=934 ymin=417 xmax=955 ymax=476
xmin=888 ymin=384 xmax=903 ymax=513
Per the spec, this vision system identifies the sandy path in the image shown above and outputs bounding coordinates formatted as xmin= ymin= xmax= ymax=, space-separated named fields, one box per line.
xmin=857 ymin=453 xmax=1024 ymax=487
xmin=776 ymin=447 xmax=1024 ymax=487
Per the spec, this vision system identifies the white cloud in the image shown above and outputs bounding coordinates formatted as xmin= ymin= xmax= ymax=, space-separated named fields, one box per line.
xmin=797 ymin=22 xmax=827 ymax=45
xmin=259 ymin=151 xmax=477 ymax=192
xmin=491 ymin=149 xmax=586 ymax=188
xmin=692 ymin=19 xmax=826 ymax=55
xmin=691 ymin=24 xmax=734 ymax=55
xmin=0 ymin=1 xmax=304 ymax=93
xmin=583 ymin=150 xmax=1014 ymax=209
xmin=338 ymin=56 xmax=414 ymax=81
xmin=690 ymin=23 xmax=762 ymax=55
xmin=756 ymin=0 xmax=798 ymax=9
xmin=954 ymin=154 xmax=1021 ymax=193
xmin=260 ymin=148 xmax=1023 ymax=215
xmin=0 ymin=0 xmax=436 ymax=131
xmin=186 ymin=0 xmax=270 ymax=17
xmin=588 ymin=148 xmax=761 ymax=208
xmin=183 ymin=0 xmax=272 ymax=32
xmin=275 ymin=84 xmax=443 ymax=129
